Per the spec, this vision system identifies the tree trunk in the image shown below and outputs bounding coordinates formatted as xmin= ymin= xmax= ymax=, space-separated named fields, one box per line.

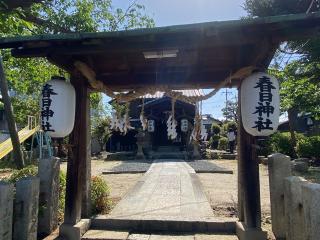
xmin=287 ymin=108 xmax=298 ymax=158
xmin=0 ymin=56 xmax=24 ymax=169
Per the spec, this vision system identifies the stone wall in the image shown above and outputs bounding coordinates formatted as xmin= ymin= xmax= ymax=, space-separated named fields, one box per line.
xmin=0 ymin=157 xmax=60 ymax=240
xmin=268 ymin=153 xmax=320 ymax=240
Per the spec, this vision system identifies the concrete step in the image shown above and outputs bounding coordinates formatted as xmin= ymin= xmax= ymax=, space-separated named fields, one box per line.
xmin=152 ymin=153 xmax=186 ymax=159
xmin=151 ymin=150 xmax=187 ymax=160
xmin=82 ymin=230 xmax=239 ymax=240
xmin=207 ymin=151 xmax=237 ymax=160
xmin=105 ymin=152 xmax=136 ymax=161
xmin=157 ymin=146 xmax=181 ymax=152
xmin=91 ymin=217 xmax=236 ymax=233
xmin=82 ymin=230 xmax=129 ymax=240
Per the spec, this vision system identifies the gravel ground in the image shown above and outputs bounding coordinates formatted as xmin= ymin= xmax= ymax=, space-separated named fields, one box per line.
xmin=187 ymin=160 xmax=233 ymax=174
xmin=198 ymin=160 xmax=274 ymax=240
xmin=103 ymin=160 xmax=151 ymax=174
xmin=102 ymin=159 xmax=232 ymax=174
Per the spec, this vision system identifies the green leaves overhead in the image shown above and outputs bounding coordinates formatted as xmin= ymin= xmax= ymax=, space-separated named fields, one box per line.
xmin=271 ymin=61 xmax=320 ymax=119
xmin=244 ymin=0 xmax=320 ymax=61
xmin=0 ymin=0 xmax=154 ymax=126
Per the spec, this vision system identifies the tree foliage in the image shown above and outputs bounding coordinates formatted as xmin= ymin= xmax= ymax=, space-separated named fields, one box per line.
xmin=271 ymin=61 xmax=320 ymax=119
xmin=243 ymin=0 xmax=318 ymax=17
xmin=92 ymin=117 xmax=111 ymax=151
xmin=0 ymin=0 xmax=154 ymax=126
xmin=221 ymin=100 xmax=238 ymax=123
xmin=243 ymin=0 xmax=320 ymax=61
xmin=244 ymin=0 xmax=320 ymax=155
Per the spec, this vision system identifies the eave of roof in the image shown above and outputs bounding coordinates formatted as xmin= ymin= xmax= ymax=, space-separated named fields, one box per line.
xmin=142 ymin=89 xmax=204 ymax=99
xmin=0 ymin=12 xmax=319 ymax=91
xmin=0 ymin=12 xmax=320 ymax=48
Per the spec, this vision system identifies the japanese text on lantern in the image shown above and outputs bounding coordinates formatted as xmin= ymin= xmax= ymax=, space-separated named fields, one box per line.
xmin=41 ymin=84 xmax=57 ymax=132
xmin=252 ymin=76 xmax=275 ymax=132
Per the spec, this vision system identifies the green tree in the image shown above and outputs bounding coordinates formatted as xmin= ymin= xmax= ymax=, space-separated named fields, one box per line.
xmin=92 ymin=117 xmax=111 ymax=152
xmin=1 ymin=1 xmax=154 ymax=126
xmin=0 ymin=0 xmax=154 ymax=167
xmin=221 ymin=100 xmax=238 ymax=123
xmin=270 ymin=62 xmax=320 ymax=156
xmin=244 ymin=0 xmax=320 ymax=156
xmin=243 ymin=0 xmax=320 ymax=61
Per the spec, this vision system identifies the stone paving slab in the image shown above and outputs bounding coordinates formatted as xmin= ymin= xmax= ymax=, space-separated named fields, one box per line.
xmin=81 ymin=231 xmax=239 ymax=240
xmin=102 ymin=160 xmax=232 ymax=174
xmin=93 ymin=159 xmax=236 ymax=233
xmin=82 ymin=230 xmax=129 ymax=240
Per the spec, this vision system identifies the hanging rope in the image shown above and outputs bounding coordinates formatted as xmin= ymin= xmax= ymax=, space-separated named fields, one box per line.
xmin=76 ymin=60 xmax=256 ymax=105
xmin=167 ymin=98 xmax=178 ymax=140
xmin=123 ymin=102 xmax=134 ymax=135
xmin=140 ymin=98 xmax=148 ymax=131
xmin=190 ymin=101 xmax=201 ymax=143
xmin=110 ymin=101 xmax=134 ymax=135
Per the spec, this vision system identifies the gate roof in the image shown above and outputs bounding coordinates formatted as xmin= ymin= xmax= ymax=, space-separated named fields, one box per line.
xmin=1 ymin=12 xmax=320 ymax=90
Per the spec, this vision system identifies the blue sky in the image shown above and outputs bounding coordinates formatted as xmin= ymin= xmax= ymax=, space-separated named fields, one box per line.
xmin=105 ymin=0 xmax=247 ymax=119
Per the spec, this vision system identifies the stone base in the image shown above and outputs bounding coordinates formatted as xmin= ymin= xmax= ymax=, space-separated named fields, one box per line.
xmin=59 ymin=219 xmax=91 ymax=240
xmin=135 ymin=153 xmax=145 ymax=160
xmin=236 ymin=221 xmax=267 ymax=240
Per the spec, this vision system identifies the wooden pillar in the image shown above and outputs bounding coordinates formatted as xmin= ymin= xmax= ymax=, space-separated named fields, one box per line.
xmin=81 ymin=90 xmax=91 ymax=218
xmin=63 ymin=75 xmax=90 ymax=225
xmin=236 ymin=87 xmax=267 ymax=240
xmin=237 ymin=89 xmax=244 ymax=222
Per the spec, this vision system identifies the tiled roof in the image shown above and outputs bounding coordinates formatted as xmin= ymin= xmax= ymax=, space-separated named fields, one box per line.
xmin=143 ymin=89 xmax=204 ymax=99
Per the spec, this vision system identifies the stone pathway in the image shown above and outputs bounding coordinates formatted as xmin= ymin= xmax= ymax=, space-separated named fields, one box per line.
xmin=103 ymin=160 xmax=232 ymax=174
xmin=82 ymin=230 xmax=238 ymax=239
xmin=92 ymin=159 xmax=235 ymax=233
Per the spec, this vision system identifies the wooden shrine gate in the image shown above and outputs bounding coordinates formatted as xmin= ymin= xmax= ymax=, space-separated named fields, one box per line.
xmin=1 ymin=12 xmax=320 ymax=240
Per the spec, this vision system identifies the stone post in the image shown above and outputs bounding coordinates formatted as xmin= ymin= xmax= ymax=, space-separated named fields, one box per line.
xmin=284 ymin=176 xmax=308 ymax=240
xmin=0 ymin=182 xmax=14 ymax=240
xmin=267 ymin=153 xmax=292 ymax=239
xmin=136 ymin=131 xmax=145 ymax=159
xmin=302 ymin=182 xmax=320 ymax=240
xmin=192 ymin=141 xmax=201 ymax=159
xmin=38 ymin=157 xmax=60 ymax=236
xmin=13 ymin=176 xmax=40 ymax=240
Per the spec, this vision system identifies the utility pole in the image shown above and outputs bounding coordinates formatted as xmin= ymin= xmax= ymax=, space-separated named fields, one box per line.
xmin=222 ymin=88 xmax=232 ymax=120
xmin=0 ymin=56 xmax=24 ymax=169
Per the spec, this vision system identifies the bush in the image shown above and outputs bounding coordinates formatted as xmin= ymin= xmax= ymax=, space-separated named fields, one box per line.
xmin=269 ymin=132 xmax=305 ymax=157
xmin=57 ymin=174 xmax=111 ymax=220
xmin=297 ymin=136 xmax=320 ymax=160
xmin=226 ymin=121 xmax=237 ymax=131
xmin=58 ymin=171 xmax=66 ymax=221
xmin=257 ymin=138 xmax=274 ymax=157
xmin=218 ymin=137 xmax=228 ymax=151
xmin=211 ymin=123 xmax=221 ymax=135
xmin=7 ymin=165 xmax=38 ymax=183
xmin=209 ymin=135 xmax=220 ymax=149
xmin=91 ymin=176 xmax=111 ymax=214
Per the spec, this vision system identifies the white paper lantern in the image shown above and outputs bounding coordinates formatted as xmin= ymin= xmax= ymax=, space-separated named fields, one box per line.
xmin=241 ymin=72 xmax=280 ymax=136
xmin=147 ymin=120 xmax=155 ymax=132
xmin=181 ymin=119 xmax=188 ymax=132
xmin=40 ymin=77 xmax=76 ymax=138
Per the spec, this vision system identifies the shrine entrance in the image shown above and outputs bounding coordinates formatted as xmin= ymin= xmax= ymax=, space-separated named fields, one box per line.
xmin=1 ymin=11 xmax=319 ymax=240
xmin=154 ymin=120 xmax=172 ymax=146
